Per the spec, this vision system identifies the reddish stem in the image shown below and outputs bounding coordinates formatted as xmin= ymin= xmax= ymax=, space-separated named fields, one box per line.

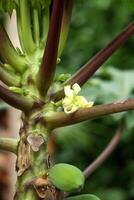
xmin=38 ymin=0 xmax=64 ymax=98
xmin=0 ymin=85 xmax=33 ymax=113
xmin=51 ymin=22 xmax=134 ymax=101
xmin=45 ymin=99 xmax=134 ymax=128
xmin=84 ymin=121 xmax=123 ymax=178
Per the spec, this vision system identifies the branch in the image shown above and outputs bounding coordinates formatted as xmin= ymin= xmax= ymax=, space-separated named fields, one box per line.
xmin=58 ymin=0 xmax=73 ymax=57
xmin=0 ymin=63 xmax=20 ymax=86
xmin=64 ymin=121 xmax=124 ymax=198
xmin=84 ymin=121 xmax=123 ymax=178
xmin=64 ymin=122 xmax=123 ymax=198
xmin=38 ymin=0 xmax=64 ymax=98
xmin=0 ymin=137 xmax=19 ymax=154
xmin=0 ymin=25 xmax=27 ymax=73
xmin=0 ymin=85 xmax=33 ymax=113
xmin=45 ymin=99 xmax=134 ymax=128
xmin=51 ymin=22 xmax=134 ymax=101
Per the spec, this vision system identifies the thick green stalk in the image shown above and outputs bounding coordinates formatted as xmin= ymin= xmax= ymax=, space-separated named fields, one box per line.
xmin=0 ymin=25 xmax=27 ymax=73
xmin=33 ymin=9 xmax=40 ymax=46
xmin=58 ymin=0 xmax=73 ymax=57
xmin=16 ymin=8 xmax=26 ymax=53
xmin=45 ymin=99 xmax=134 ymax=128
xmin=16 ymin=147 xmax=49 ymax=200
xmin=0 ymin=137 xmax=18 ymax=154
xmin=15 ymin=190 xmax=35 ymax=200
xmin=16 ymin=145 xmax=63 ymax=200
xmin=40 ymin=7 xmax=50 ymax=47
xmin=15 ymin=114 xmax=61 ymax=200
xmin=19 ymin=0 xmax=36 ymax=54
xmin=0 ymin=64 xmax=20 ymax=86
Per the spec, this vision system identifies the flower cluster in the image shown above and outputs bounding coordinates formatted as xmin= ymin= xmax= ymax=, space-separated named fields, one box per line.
xmin=62 ymin=83 xmax=94 ymax=114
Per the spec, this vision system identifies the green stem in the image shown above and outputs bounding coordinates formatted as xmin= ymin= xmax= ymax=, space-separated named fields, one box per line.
xmin=0 ymin=137 xmax=18 ymax=154
xmin=15 ymin=118 xmax=53 ymax=200
xmin=19 ymin=0 xmax=36 ymax=54
xmin=19 ymin=191 xmax=36 ymax=200
xmin=0 ymin=25 xmax=27 ymax=73
xmin=16 ymin=8 xmax=25 ymax=53
xmin=40 ymin=7 xmax=50 ymax=47
xmin=33 ymin=9 xmax=40 ymax=46
xmin=15 ymin=191 xmax=35 ymax=200
xmin=0 ymin=63 xmax=20 ymax=86
xmin=58 ymin=0 xmax=73 ymax=57
xmin=45 ymin=99 xmax=134 ymax=128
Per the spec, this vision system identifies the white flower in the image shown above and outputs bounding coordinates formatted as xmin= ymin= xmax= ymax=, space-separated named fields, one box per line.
xmin=62 ymin=83 xmax=94 ymax=114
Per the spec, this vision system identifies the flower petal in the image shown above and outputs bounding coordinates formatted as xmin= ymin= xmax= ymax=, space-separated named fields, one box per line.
xmin=62 ymin=83 xmax=94 ymax=114
xmin=64 ymin=104 xmax=78 ymax=114
xmin=72 ymin=83 xmax=81 ymax=95
xmin=87 ymin=101 xmax=94 ymax=108
xmin=64 ymin=85 xmax=73 ymax=97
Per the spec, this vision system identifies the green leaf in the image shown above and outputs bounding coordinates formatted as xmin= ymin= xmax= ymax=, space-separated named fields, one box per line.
xmin=65 ymin=194 xmax=101 ymax=200
xmin=81 ymin=66 xmax=134 ymax=123
xmin=81 ymin=67 xmax=134 ymax=103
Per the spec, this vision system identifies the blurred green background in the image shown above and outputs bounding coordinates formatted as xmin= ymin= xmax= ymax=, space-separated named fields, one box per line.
xmin=55 ymin=1 xmax=134 ymax=200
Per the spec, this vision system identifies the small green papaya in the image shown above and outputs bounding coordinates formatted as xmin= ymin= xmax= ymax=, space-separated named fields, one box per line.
xmin=48 ymin=163 xmax=85 ymax=192
xmin=65 ymin=194 xmax=101 ymax=200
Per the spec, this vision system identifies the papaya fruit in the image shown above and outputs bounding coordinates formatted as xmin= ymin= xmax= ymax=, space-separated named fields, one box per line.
xmin=65 ymin=194 xmax=101 ymax=200
xmin=48 ymin=163 xmax=85 ymax=192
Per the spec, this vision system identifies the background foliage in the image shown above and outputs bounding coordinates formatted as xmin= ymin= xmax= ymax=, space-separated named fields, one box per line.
xmin=55 ymin=1 xmax=134 ymax=200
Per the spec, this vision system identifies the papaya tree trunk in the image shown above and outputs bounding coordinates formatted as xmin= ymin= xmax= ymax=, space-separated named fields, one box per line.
xmin=13 ymin=112 xmax=63 ymax=200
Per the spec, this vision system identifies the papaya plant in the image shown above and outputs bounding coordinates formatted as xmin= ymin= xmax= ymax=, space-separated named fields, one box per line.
xmin=0 ymin=0 xmax=134 ymax=200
